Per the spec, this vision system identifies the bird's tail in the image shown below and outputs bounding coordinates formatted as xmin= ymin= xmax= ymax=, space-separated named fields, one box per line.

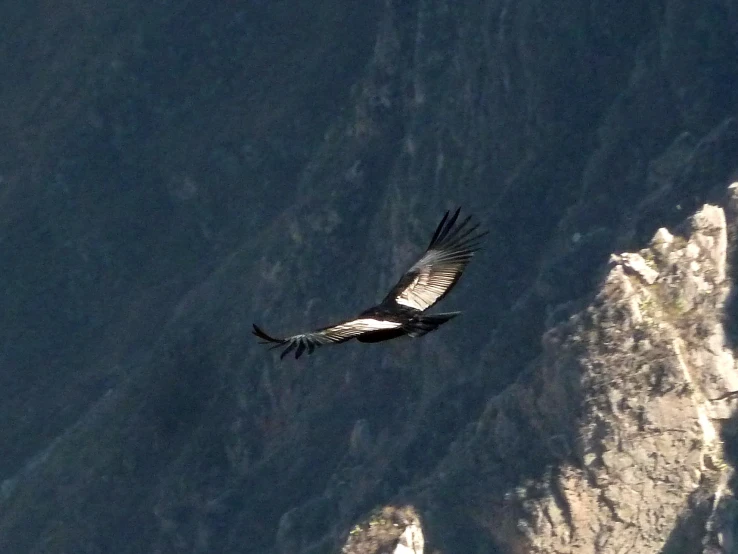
xmin=405 ymin=311 xmax=460 ymax=337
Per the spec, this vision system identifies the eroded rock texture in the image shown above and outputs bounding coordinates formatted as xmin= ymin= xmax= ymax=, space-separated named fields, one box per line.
xmin=2 ymin=0 xmax=738 ymax=553
xmin=410 ymin=199 xmax=737 ymax=554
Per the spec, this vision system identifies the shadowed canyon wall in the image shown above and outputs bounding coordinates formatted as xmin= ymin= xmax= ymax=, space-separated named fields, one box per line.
xmin=1 ymin=1 xmax=738 ymax=552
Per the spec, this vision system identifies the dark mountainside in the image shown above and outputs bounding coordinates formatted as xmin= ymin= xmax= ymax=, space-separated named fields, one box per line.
xmin=2 ymin=1 xmax=738 ymax=553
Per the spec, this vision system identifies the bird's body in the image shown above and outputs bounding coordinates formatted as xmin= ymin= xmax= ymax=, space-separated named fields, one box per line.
xmin=352 ymin=304 xmax=459 ymax=343
xmin=253 ymin=208 xmax=485 ymax=359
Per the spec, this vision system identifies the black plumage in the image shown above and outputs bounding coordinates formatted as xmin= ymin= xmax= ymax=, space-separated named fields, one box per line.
xmin=253 ymin=208 xmax=486 ymax=359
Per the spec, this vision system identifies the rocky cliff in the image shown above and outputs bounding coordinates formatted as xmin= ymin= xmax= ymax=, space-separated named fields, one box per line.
xmin=1 ymin=1 xmax=738 ymax=553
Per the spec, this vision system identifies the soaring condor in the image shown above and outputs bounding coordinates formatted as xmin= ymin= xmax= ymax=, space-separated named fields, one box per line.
xmin=253 ymin=208 xmax=486 ymax=359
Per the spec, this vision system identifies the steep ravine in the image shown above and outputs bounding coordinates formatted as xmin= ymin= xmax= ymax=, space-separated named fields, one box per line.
xmin=2 ymin=1 xmax=738 ymax=553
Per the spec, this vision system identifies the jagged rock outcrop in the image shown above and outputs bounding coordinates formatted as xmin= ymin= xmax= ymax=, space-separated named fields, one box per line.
xmin=340 ymin=192 xmax=738 ymax=554
xmin=499 ymin=200 xmax=736 ymax=552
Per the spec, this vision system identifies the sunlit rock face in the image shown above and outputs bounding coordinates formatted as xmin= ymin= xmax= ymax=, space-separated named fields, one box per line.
xmin=430 ymin=199 xmax=737 ymax=554
xmin=1 ymin=1 xmax=738 ymax=553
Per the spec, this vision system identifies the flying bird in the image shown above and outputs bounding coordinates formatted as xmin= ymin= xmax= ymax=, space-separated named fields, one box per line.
xmin=253 ymin=208 xmax=486 ymax=359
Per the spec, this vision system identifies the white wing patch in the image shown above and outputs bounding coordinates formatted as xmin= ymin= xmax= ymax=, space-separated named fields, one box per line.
xmin=253 ymin=319 xmax=401 ymax=359
xmin=383 ymin=209 xmax=485 ymax=312
xmin=314 ymin=318 xmax=402 ymax=342
xmin=394 ymin=253 xmax=472 ymax=311
xmin=352 ymin=318 xmax=403 ymax=329
xmin=258 ymin=317 xmax=404 ymax=359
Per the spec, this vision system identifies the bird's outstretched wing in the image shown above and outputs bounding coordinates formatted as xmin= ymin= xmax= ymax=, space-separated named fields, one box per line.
xmin=383 ymin=208 xmax=486 ymax=312
xmin=252 ymin=318 xmax=402 ymax=359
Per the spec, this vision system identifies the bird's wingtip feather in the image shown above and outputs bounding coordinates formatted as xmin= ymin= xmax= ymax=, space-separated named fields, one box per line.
xmin=252 ymin=323 xmax=283 ymax=344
